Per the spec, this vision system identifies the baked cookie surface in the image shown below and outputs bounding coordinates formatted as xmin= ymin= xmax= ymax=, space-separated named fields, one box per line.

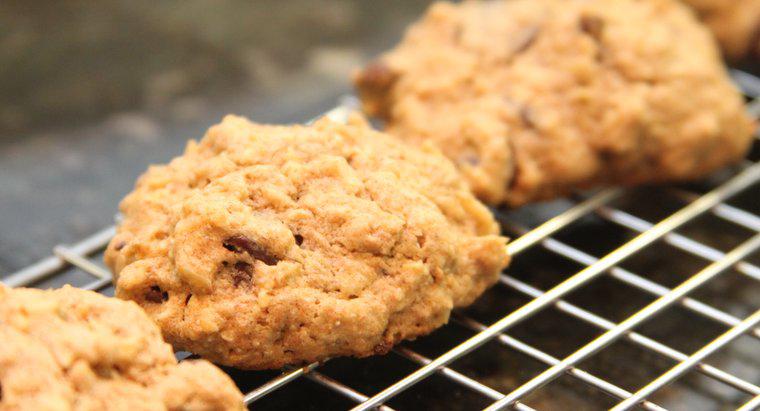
xmin=356 ymin=0 xmax=755 ymax=206
xmin=683 ymin=0 xmax=760 ymax=60
xmin=105 ymin=114 xmax=509 ymax=369
xmin=0 ymin=284 xmax=243 ymax=411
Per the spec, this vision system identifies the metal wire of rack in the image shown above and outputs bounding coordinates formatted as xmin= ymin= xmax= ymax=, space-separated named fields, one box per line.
xmin=3 ymin=69 xmax=760 ymax=410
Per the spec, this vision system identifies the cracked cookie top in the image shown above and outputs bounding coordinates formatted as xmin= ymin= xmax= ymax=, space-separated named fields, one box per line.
xmin=0 ymin=285 xmax=243 ymax=411
xmin=105 ymin=114 xmax=508 ymax=369
xmin=356 ymin=0 xmax=754 ymax=206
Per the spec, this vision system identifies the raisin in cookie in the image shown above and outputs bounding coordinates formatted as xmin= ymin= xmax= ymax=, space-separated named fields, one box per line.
xmin=104 ymin=114 xmax=508 ymax=370
xmin=355 ymin=0 xmax=755 ymax=206
xmin=0 ymin=284 xmax=243 ymax=411
xmin=683 ymin=0 xmax=760 ymax=60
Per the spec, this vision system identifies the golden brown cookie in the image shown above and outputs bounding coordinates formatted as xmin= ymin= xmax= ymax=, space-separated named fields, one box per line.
xmin=683 ymin=0 xmax=760 ymax=60
xmin=0 ymin=284 xmax=243 ymax=411
xmin=355 ymin=0 xmax=755 ymax=206
xmin=105 ymin=114 xmax=509 ymax=370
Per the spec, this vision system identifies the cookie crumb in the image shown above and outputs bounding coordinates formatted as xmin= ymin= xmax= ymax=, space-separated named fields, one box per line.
xmin=373 ymin=341 xmax=393 ymax=355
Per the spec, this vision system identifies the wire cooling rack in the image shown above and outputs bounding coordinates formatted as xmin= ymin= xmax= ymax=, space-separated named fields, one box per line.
xmin=3 ymin=69 xmax=760 ymax=410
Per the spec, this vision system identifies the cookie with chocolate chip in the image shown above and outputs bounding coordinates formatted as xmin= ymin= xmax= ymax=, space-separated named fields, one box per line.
xmin=0 ymin=284 xmax=243 ymax=410
xmin=683 ymin=0 xmax=760 ymax=60
xmin=105 ymin=114 xmax=509 ymax=369
xmin=355 ymin=0 xmax=755 ymax=206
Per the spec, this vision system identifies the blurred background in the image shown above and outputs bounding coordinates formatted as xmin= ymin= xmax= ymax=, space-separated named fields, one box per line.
xmin=0 ymin=0 xmax=431 ymax=273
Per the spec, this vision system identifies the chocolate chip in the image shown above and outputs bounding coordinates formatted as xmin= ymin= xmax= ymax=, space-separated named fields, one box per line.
xmin=222 ymin=241 xmax=237 ymax=252
xmin=520 ymin=105 xmax=536 ymax=129
xmin=223 ymin=235 xmax=279 ymax=265
xmin=294 ymin=234 xmax=304 ymax=246
xmin=579 ymin=15 xmax=605 ymax=40
xmin=184 ymin=294 xmax=193 ymax=305
xmin=145 ymin=285 xmax=168 ymax=303
xmin=232 ymin=262 xmax=253 ymax=286
xmin=513 ymin=26 xmax=540 ymax=55
xmin=113 ymin=240 xmax=126 ymax=251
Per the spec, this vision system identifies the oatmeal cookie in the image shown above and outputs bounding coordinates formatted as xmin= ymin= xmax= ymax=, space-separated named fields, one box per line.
xmin=0 ymin=284 xmax=243 ymax=411
xmin=355 ymin=0 xmax=755 ymax=206
xmin=683 ymin=0 xmax=760 ymax=60
xmin=104 ymin=114 xmax=509 ymax=369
